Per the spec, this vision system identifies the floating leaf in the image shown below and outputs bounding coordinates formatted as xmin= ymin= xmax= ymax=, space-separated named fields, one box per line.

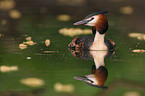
xmin=9 ymin=9 xmax=21 ymax=19
xmin=25 ymin=40 xmax=36 ymax=46
xmin=0 ymin=65 xmax=18 ymax=72
xmin=0 ymin=0 xmax=15 ymax=11
xmin=120 ymin=6 xmax=133 ymax=15
xmin=124 ymin=91 xmax=140 ymax=96
xmin=54 ymin=82 xmax=74 ymax=93
xmin=25 ymin=37 xmax=32 ymax=41
xmin=129 ymin=33 xmax=145 ymax=40
xmin=20 ymin=78 xmax=45 ymax=87
xmin=45 ymin=39 xmax=50 ymax=46
xmin=57 ymin=14 xmax=71 ymax=21
xmin=132 ymin=49 xmax=145 ymax=53
xmin=129 ymin=33 xmax=143 ymax=38
xmin=59 ymin=28 xmax=92 ymax=37
xmin=19 ymin=43 xmax=27 ymax=49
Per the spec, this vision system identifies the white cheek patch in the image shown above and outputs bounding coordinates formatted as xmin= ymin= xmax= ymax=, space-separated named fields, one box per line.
xmin=85 ymin=16 xmax=99 ymax=26
xmin=86 ymin=74 xmax=98 ymax=85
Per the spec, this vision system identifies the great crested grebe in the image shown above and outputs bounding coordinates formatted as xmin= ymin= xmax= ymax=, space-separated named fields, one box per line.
xmin=68 ymin=11 xmax=115 ymax=51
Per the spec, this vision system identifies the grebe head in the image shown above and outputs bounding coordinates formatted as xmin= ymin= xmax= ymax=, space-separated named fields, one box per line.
xmin=73 ymin=10 xmax=108 ymax=34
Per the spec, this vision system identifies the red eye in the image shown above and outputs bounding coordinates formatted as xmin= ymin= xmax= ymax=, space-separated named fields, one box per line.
xmin=91 ymin=17 xmax=94 ymax=20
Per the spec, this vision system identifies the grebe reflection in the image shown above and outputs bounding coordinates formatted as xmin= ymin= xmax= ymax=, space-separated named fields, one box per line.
xmin=69 ymin=48 xmax=114 ymax=89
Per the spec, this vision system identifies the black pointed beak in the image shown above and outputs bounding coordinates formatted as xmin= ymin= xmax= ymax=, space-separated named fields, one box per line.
xmin=73 ymin=19 xmax=88 ymax=25
xmin=74 ymin=76 xmax=85 ymax=80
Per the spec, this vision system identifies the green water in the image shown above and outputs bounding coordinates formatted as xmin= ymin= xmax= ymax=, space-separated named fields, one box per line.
xmin=0 ymin=15 xmax=145 ymax=96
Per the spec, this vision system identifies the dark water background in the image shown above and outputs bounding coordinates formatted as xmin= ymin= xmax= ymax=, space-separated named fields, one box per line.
xmin=0 ymin=0 xmax=145 ymax=96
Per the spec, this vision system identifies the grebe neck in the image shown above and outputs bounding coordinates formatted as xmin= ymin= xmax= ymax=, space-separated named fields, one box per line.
xmin=90 ymin=31 xmax=107 ymax=50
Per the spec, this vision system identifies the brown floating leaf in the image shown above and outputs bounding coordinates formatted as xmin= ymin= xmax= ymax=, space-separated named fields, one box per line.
xmin=20 ymin=78 xmax=45 ymax=87
xmin=45 ymin=39 xmax=50 ymax=46
xmin=132 ymin=49 xmax=145 ymax=53
xmin=0 ymin=65 xmax=18 ymax=72
xmin=54 ymin=82 xmax=74 ymax=93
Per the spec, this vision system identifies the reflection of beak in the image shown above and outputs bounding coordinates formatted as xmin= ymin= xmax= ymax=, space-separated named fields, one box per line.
xmin=73 ymin=76 xmax=93 ymax=83
xmin=73 ymin=19 xmax=88 ymax=25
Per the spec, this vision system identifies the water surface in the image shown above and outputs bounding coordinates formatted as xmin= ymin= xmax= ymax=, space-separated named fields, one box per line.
xmin=0 ymin=13 xmax=145 ymax=96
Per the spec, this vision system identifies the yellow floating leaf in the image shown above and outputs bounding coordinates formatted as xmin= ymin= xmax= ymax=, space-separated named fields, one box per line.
xmin=25 ymin=40 xmax=36 ymax=46
xmin=0 ymin=0 xmax=15 ymax=11
xmin=132 ymin=49 xmax=145 ymax=53
xmin=57 ymin=14 xmax=71 ymax=21
xmin=54 ymin=83 xmax=63 ymax=91
xmin=54 ymin=82 xmax=74 ymax=93
xmin=137 ymin=36 xmax=143 ymax=40
xmin=128 ymin=33 xmax=144 ymax=38
xmin=45 ymin=39 xmax=50 ymax=46
xmin=19 ymin=43 xmax=27 ymax=49
xmin=9 ymin=9 xmax=21 ymax=19
xmin=83 ymin=29 xmax=92 ymax=34
xmin=120 ymin=6 xmax=133 ymax=15
xmin=124 ymin=91 xmax=140 ymax=96
xmin=128 ymin=33 xmax=145 ymax=40
xmin=0 ymin=65 xmax=18 ymax=72
xmin=143 ymin=35 xmax=145 ymax=40
xmin=59 ymin=28 xmax=91 ymax=37
xmin=25 ymin=37 xmax=32 ymax=41
xmin=20 ymin=78 xmax=45 ymax=87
